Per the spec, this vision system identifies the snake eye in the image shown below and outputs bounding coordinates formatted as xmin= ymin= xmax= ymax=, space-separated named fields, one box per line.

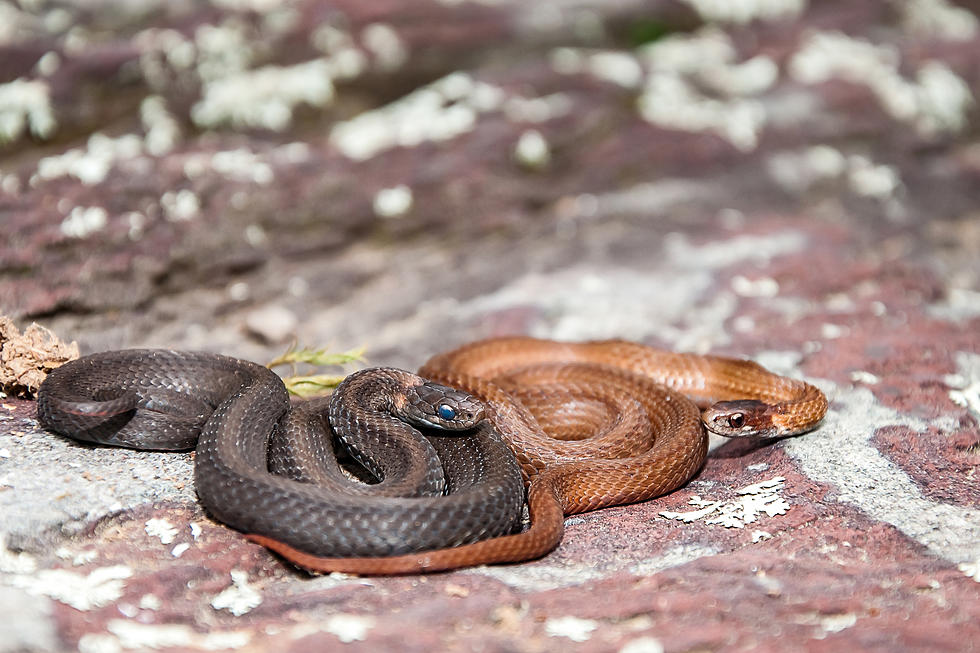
xmin=437 ymin=404 xmax=456 ymax=421
xmin=728 ymin=413 xmax=745 ymax=429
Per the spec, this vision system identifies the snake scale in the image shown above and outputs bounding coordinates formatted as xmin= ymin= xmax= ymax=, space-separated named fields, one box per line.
xmin=37 ymin=337 xmax=827 ymax=574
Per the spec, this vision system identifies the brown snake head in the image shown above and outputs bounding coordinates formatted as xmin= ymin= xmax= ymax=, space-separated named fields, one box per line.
xmin=701 ymin=399 xmax=778 ymax=438
xmin=399 ymin=381 xmax=487 ymax=430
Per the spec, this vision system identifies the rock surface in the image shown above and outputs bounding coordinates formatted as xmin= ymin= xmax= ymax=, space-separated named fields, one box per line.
xmin=1 ymin=0 xmax=979 ymax=651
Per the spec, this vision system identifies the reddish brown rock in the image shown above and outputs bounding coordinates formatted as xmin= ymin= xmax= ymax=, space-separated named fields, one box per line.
xmin=1 ymin=0 xmax=978 ymax=651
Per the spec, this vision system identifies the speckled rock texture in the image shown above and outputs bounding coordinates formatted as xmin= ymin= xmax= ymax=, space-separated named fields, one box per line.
xmin=1 ymin=0 xmax=979 ymax=651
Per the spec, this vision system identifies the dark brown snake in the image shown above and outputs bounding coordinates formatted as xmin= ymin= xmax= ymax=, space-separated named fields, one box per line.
xmin=36 ymin=337 xmax=827 ymax=574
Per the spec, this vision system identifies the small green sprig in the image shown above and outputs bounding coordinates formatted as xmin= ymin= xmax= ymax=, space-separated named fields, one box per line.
xmin=267 ymin=345 xmax=365 ymax=397
xmin=281 ymin=373 xmax=350 ymax=397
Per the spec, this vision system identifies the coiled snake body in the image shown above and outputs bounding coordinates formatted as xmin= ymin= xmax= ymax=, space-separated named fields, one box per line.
xmin=37 ymin=338 xmax=827 ymax=574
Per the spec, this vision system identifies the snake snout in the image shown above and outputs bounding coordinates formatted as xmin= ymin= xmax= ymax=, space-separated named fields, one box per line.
xmin=407 ymin=381 xmax=487 ymax=430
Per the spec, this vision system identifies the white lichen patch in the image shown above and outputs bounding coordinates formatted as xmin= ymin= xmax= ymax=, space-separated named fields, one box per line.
xmin=330 ymin=72 xmax=505 ymax=160
xmin=639 ymin=73 xmax=765 ymax=151
xmin=244 ymin=224 xmax=267 ymax=247
xmin=160 ymin=189 xmax=200 ymax=222
xmin=554 ymin=28 xmax=776 ymax=151
xmin=767 ymin=144 xmax=846 ymax=193
xmin=311 ymin=22 xmax=353 ymax=53
xmin=946 ymin=352 xmax=980 ymax=420
xmin=850 ymin=370 xmax=881 ymax=386
xmin=587 ymin=51 xmax=644 ymax=88
xmin=619 ymin=636 xmax=666 ymax=653
xmin=733 ymin=316 xmax=754 ymax=336
xmin=71 ymin=550 xmax=98 ymax=566
xmin=322 ymin=614 xmax=376 ymax=643
xmin=139 ymin=594 xmax=162 ymax=610
xmin=140 ymin=96 xmax=181 ymax=156
xmin=212 ymin=149 xmax=273 ymax=184
xmin=958 ymin=560 xmax=980 ymax=582
xmin=0 ymin=3 xmax=36 ymax=44
xmin=144 ymin=518 xmax=178 ymax=545
xmin=794 ymin=611 xmax=858 ymax=637
xmin=361 ymin=23 xmax=407 ymax=71
xmin=767 ymin=145 xmax=903 ymax=201
xmin=1 ymin=173 xmax=21 ymax=195
xmin=503 ymin=93 xmax=573 ymax=124
xmin=10 ymin=565 xmax=132 ymax=611
xmin=310 ymin=24 xmax=368 ymax=79
xmin=514 ymin=129 xmax=550 ymax=169
xmin=820 ymin=323 xmax=847 ymax=340
xmin=640 ymin=28 xmax=735 ymax=75
xmin=181 ymin=148 xmax=274 ymax=185
xmin=193 ymin=20 xmax=254 ymax=82
xmin=660 ymin=477 xmax=789 ymax=528
xmin=0 ymin=534 xmax=37 ymax=574
xmin=212 ymin=0 xmax=285 ymax=10
xmin=373 ymin=185 xmax=413 ymax=218
xmin=948 ymin=381 xmax=980 ymax=416
xmin=228 ymin=281 xmax=249 ymax=302
xmin=545 ymin=616 xmax=599 ymax=642
xmin=820 ymin=613 xmax=858 ymax=633
xmin=35 ymin=51 xmax=61 ymax=76
xmin=900 ymin=0 xmax=979 ymax=41
xmin=126 ymin=211 xmax=147 ymax=241
xmin=274 ymin=141 xmax=312 ymax=164
xmin=281 ymin=614 xmax=377 ymax=644
xmin=680 ymin=0 xmax=806 ymax=24
xmin=134 ymin=28 xmax=198 ymax=89
xmin=0 ymin=78 xmax=56 ymax=142
xmin=434 ymin=0 xmax=510 ymax=4
xmin=210 ymin=570 xmax=262 ymax=616
xmin=36 ymin=133 xmax=143 ymax=186
xmin=751 ymin=530 xmax=773 ymax=542
xmin=549 ymin=47 xmax=584 ymax=75
xmin=699 ymin=55 xmax=779 ymax=97
xmin=665 ymin=230 xmax=806 ymax=270
xmin=731 ymin=275 xmax=779 ymax=298
xmin=95 ymin=619 xmax=251 ymax=651
xmin=635 ymin=29 xmax=775 ymax=151
xmin=61 ymin=206 xmax=108 ymax=239
xmin=789 ymin=31 xmax=974 ymax=136
xmin=929 ymin=287 xmax=980 ymax=321
xmin=846 ymin=154 xmax=902 ymax=199
xmin=192 ymin=58 xmax=335 ymax=131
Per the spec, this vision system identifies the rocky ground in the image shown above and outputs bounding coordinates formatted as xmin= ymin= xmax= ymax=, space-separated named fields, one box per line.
xmin=1 ymin=0 xmax=979 ymax=651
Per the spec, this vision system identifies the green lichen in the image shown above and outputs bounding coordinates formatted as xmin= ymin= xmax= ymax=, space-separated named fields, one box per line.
xmin=626 ymin=18 xmax=674 ymax=47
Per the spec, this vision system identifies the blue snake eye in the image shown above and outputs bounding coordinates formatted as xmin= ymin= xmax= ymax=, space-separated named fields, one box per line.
xmin=437 ymin=404 xmax=456 ymax=421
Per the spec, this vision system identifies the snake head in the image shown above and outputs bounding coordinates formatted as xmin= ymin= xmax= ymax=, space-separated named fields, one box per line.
xmin=701 ymin=399 xmax=778 ymax=438
xmin=403 ymin=381 xmax=487 ymax=430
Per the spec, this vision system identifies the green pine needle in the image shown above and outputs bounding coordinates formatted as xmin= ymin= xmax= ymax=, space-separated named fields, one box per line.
xmin=282 ymin=374 xmax=351 ymax=397
xmin=267 ymin=344 xmax=365 ymax=397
